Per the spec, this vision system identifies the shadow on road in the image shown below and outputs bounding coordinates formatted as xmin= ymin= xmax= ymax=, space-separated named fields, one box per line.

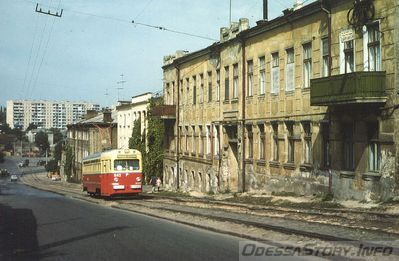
xmin=0 ymin=203 xmax=39 ymax=260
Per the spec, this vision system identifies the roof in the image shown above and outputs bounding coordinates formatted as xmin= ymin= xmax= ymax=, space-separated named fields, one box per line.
xmin=163 ymin=0 xmax=322 ymax=69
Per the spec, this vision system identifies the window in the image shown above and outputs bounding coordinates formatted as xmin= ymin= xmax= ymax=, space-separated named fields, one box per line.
xmin=246 ymin=125 xmax=253 ymax=159
xmin=303 ymin=122 xmax=312 ymax=164
xmin=343 ymin=122 xmax=355 ymax=170
xmin=303 ymin=43 xmax=312 ymax=88
xmin=114 ymin=159 xmax=139 ymax=171
xmin=185 ymin=78 xmax=189 ymax=105
xmin=272 ymin=123 xmax=279 ymax=161
xmin=206 ymin=125 xmax=211 ymax=156
xmin=368 ymin=122 xmax=381 ymax=172
xmin=171 ymin=81 xmax=175 ymax=104
xmin=233 ymin=64 xmax=239 ymax=99
xmin=271 ymin=53 xmax=279 ymax=94
xmin=321 ymin=37 xmax=330 ymax=77
xmin=224 ymin=66 xmax=230 ymax=101
xmin=259 ymin=124 xmax=266 ymax=160
xmin=321 ymin=122 xmax=330 ymax=168
xmin=200 ymin=74 xmax=204 ymax=103
xmin=286 ymin=48 xmax=294 ymax=92
xmin=365 ymin=22 xmax=381 ymax=71
xmin=247 ymin=60 xmax=253 ymax=97
xmin=179 ymin=80 xmax=183 ymax=105
xmin=214 ymin=125 xmax=219 ymax=157
xmin=216 ymin=69 xmax=220 ymax=101
xmin=199 ymin=125 xmax=204 ymax=156
xmin=192 ymin=76 xmax=197 ymax=105
xmin=191 ymin=125 xmax=195 ymax=154
xmin=207 ymin=72 xmax=212 ymax=102
xmin=259 ymin=56 xmax=266 ymax=95
xmin=344 ymin=40 xmax=354 ymax=73
xmin=286 ymin=123 xmax=294 ymax=163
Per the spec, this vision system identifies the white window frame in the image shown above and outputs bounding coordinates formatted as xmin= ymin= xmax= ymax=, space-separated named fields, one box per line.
xmin=233 ymin=64 xmax=239 ymax=99
xmin=363 ymin=21 xmax=382 ymax=72
xmin=259 ymin=56 xmax=266 ymax=95
xmin=247 ymin=60 xmax=253 ymax=97
xmin=321 ymin=37 xmax=329 ymax=77
xmin=303 ymin=43 xmax=312 ymax=88
xmin=271 ymin=52 xmax=279 ymax=94
xmin=213 ymin=125 xmax=219 ymax=157
xmin=285 ymin=48 xmax=295 ymax=92
xmin=339 ymin=31 xmax=355 ymax=74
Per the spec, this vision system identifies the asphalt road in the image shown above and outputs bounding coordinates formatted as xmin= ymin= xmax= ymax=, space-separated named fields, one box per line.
xmin=0 ymin=159 xmax=241 ymax=261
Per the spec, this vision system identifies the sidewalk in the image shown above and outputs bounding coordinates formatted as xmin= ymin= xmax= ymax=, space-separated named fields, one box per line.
xmin=21 ymin=172 xmax=399 ymax=247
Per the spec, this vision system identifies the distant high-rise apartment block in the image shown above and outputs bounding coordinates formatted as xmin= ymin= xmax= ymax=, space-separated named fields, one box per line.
xmin=6 ymin=100 xmax=100 ymax=130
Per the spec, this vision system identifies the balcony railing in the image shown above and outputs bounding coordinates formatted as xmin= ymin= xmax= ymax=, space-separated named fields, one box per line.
xmin=310 ymin=71 xmax=387 ymax=106
xmin=152 ymin=105 xmax=176 ymax=119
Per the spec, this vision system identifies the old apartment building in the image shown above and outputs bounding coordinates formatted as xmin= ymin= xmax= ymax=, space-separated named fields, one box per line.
xmin=65 ymin=110 xmax=117 ymax=181
xmin=159 ymin=0 xmax=399 ymax=200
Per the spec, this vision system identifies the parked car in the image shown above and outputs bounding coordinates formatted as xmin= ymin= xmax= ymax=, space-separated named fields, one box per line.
xmin=18 ymin=159 xmax=29 ymax=168
xmin=0 ymin=169 xmax=9 ymax=177
xmin=10 ymin=174 xmax=18 ymax=182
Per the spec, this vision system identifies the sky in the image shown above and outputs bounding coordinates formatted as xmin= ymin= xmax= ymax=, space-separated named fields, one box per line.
xmin=0 ymin=0 xmax=314 ymax=108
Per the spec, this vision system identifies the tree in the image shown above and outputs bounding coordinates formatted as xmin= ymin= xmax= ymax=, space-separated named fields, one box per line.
xmin=54 ymin=141 xmax=63 ymax=162
xmin=50 ymin=128 xmax=63 ymax=144
xmin=0 ymin=123 xmax=12 ymax=134
xmin=64 ymin=145 xmax=74 ymax=181
xmin=35 ymin=131 xmax=49 ymax=154
xmin=129 ymin=117 xmax=145 ymax=154
xmin=26 ymin=123 xmax=37 ymax=132
xmin=142 ymin=97 xmax=164 ymax=181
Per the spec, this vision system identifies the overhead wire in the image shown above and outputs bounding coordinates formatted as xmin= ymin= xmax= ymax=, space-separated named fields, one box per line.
xmin=25 ymin=8 xmax=50 ymax=100
xmin=20 ymin=11 xmax=40 ymax=99
xmin=30 ymin=0 xmax=62 ymax=99
xmin=18 ymin=0 xmax=217 ymax=41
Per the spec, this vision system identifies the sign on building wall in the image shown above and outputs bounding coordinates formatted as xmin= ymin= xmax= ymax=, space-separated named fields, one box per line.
xmin=340 ymin=29 xmax=354 ymax=43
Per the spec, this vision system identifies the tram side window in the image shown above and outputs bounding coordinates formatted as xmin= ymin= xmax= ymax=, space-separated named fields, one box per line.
xmin=114 ymin=159 xmax=139 ymax=171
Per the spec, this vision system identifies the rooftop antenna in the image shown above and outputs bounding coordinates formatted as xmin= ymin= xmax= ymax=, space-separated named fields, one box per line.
xmin=116 ymin=74 xmax=126 ymax=101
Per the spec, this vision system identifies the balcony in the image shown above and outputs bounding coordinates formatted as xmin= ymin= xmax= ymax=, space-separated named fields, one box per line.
xmin=152 ymin=105 xmax=176 ymax=119
xmin=310 ymin=72 xmax=387 ymax=106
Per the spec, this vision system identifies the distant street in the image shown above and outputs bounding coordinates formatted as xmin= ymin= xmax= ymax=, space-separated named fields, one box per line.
xmin=0 ymin=160 xmax=240 ymax=261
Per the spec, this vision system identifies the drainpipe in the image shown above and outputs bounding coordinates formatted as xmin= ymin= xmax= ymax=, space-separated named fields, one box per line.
xmin=175 ymin=63 xmax=180 ymax=190
xmin=240 ymin=36 xmax=246 ymax=193
xmin=321 ymin=0 xmax=332 ymax=194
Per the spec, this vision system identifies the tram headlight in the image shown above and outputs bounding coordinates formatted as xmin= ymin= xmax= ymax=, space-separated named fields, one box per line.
xmin=136 ymin=177 xmax=141 ymax=182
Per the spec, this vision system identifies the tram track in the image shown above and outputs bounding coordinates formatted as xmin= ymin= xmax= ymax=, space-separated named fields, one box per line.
xmin=21 ymin=172 xmax=399 ymax=249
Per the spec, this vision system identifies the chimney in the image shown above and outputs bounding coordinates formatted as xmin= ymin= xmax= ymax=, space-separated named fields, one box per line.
xmin=84 ymin=110 xmax=97 ymax=120
xmin=263 ymin=0 xmax=268 ymax=21
xmin=103 ymin=111 xmax=112 ymax=123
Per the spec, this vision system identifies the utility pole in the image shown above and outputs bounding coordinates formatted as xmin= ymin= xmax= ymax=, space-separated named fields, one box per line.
xmin=116 ymin=74 xmax=126 ymax=101
xmin=35 ymin=3 xmax=63 ymax=17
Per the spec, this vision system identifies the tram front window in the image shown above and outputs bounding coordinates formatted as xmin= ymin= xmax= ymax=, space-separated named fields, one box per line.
xmin=114 ymin=159 xmax=139 ymax=171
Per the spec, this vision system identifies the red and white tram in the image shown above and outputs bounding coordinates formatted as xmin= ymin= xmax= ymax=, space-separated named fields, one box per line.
xmin=82 ymin=149 xmax=143 ymax=197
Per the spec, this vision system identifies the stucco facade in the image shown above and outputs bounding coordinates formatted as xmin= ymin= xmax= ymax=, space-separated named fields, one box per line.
xmin=160 ymin=0 xmax=399 ymax=201
xmin=116 ymin=93 xmax=152 ymax=149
